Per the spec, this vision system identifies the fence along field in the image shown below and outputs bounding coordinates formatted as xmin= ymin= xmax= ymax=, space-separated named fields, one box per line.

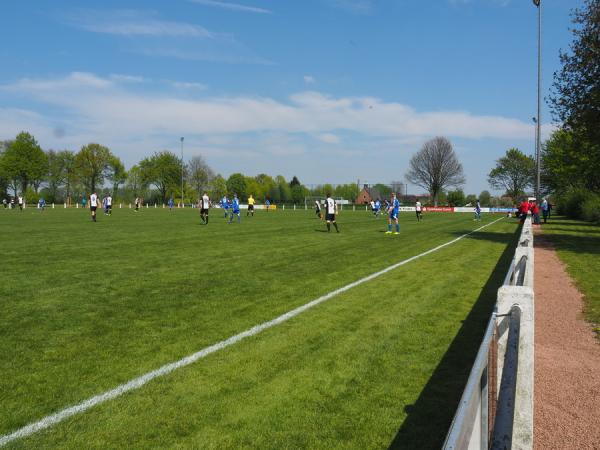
xmin=0 ymin=208 xmax=518 ymax=449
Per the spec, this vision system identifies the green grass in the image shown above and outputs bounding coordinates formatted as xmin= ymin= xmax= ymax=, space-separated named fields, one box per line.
xmin=537 ymin=216 xmax=600 ymax=338
xmin=0 ymin=207 xmax=518 ymax=449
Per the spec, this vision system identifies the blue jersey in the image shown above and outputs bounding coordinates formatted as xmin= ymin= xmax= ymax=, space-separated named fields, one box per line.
xmin=392 ymin=198 xmax=400 ymax=213
xmin=232 ymin=198 xmax=240 ymax=213
xmin=374 ymin=201 xmax=381 ymax=210
xmin=168 ymin=199 xmax=174 ymax=207
xmin=222 ymin=197 xmax=229 ymax=209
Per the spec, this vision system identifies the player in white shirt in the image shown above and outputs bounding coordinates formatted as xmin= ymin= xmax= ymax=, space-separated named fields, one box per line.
xmin=199 ymin=192 xmax=210 ymax=224
xmin=415 ymin=201 xmax=423 ymax=222
xmin=90 ymin=192 xmax=98 ymax=222
xmin=315 ymin=200 xmax=322 ymax=219
xmin=324 ymin=193 xmax=339 ymax=233
xmin=106 ymin=194 xmax=112 ymax=215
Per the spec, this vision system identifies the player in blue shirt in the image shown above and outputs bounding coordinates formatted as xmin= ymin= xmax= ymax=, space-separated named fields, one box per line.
xmin=474 ymin=200 xmax=482 ymax=221
xmin=265 ymin=199 xmax=270 ymax=212
xmin=386 ymin=193 xmax=400 ymax=235
xmin=228 ymin=194 xmax=241 ymax=223
xmin=373 ymin=199 xmax=381 ymax=217
xmin=38 ymin=198 xmax=46 ymax=211
xmin=168 ymin=197 xmax=174 ymax=211
xmin=221 ymin=195 xmax=229 ymax=218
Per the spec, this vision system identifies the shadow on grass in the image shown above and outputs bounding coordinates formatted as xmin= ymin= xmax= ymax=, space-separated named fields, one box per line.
xmin=387 ymin=225 xmax=521 ymax=450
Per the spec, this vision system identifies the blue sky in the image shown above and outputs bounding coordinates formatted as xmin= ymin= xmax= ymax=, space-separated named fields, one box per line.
xmin=0 ymin=0 xmax=581 ymax=195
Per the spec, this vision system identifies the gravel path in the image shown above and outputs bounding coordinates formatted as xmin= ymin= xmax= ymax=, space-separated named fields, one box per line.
xmin=534 ymin=234 xmax=600 ymax=450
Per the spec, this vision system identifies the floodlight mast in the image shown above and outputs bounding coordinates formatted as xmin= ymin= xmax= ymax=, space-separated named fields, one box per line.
xmin=180 ymin=137 xmax=184 ymax=207
xmin=534 ymin=0 xmax=542 ymax=200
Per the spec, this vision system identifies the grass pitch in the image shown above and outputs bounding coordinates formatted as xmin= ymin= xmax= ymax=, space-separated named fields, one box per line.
xmin=0 ymin=207 xmax=518 ymax=449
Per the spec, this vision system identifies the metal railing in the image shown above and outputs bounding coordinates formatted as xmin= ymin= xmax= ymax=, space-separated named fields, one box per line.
xmin=443 ymin=216 xmax=535 ymax=450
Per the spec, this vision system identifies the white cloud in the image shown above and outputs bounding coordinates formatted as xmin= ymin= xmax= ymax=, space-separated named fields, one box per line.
xmin=318 ymin=133 xmax=341 ymax=144
xmin=170 ymin=81 xmax=208 ymax=90
xmin=188 ymin=0 xmax=272 ymax=14
xmin=303 ymin=75 xmax=316 ymax=84
xmin=1 ymin=72 xmax=548 ymax=142
xmin=64 ymin=10 xmax=215 ymax=38
xmin=109 ymin=74 xmax=147 ymax=83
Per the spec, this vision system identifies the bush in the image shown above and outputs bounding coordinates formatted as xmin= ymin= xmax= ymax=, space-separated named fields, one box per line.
xmin=557 ymin=188 xmax=589 ymax=218
xmin=582 ymin=195 xmax=600 ymax=223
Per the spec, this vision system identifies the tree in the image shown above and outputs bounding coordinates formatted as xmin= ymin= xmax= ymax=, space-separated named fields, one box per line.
xmin=126 ymin=165 xmax=145 ymax=199
xmin=447 ymin=189 xmax=465 ymax=206
xmin=60 ymin=150 xmax=77 ymax=204
xmin=542 ymin=128 xmax=600 ymax=193
xmin=108 ymin=156 xmax=127 ymax=199
xmin=405 ymin=137 xmax=465 ymax=205
xmin=253 ymin=174 xmax=276 ymax=200
xmin=0 ymin=141 xmax=10 ymax=199
xmin=275 ymin=175 xmax=291 ymax=202
xmin=465 ymin=194 xmax=477 ymax=206
xmin=0 ymin=132 xmax=48 ymax=194
xmin=209 ymin=174 xmax=227 ymax=200
xmin=549 ymin=0 xmax=600 ymax=194
xmin=139 ymin=151 xmax=182 ymax=202
xmin=289 ymin=176 xmax=301 ymax=188
xmin=487 ymin=148 xmax=535 ymax=199
xmin=226 ymin=173 xmax=247 ymax=200
xmin=46 ymin=150 xmax=67 ymax=202
xmin=291 ymin=184 xmax=308 ymax=204
xmin=479 ymin=190 xmax=492 ymax=206
xmin=188 ymin=155 xmax=214 ymax=197
xmin=550 ymin=0 xmax=600 ymax=146
xmin=75 ymin=143 xmax=113 ymax=193
xmin=373 ymin=183 xmax=392 ymax=199
xmin=334 ymin=183 xmax=359 ymax=201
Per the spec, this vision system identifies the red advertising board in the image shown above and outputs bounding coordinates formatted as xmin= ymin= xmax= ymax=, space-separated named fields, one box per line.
xmin=423 ymin=206 xmax=454 ymax=212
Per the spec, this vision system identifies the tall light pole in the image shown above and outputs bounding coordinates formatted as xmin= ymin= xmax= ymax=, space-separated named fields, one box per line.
xmin=180 ymin=137 xmax=184 ymax=207
xmin=534 ymin=0 xmax=542 ymax=200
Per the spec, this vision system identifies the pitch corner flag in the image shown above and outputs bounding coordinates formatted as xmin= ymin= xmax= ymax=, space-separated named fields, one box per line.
xmin=533 ymin=0 xmax=540 ymax=6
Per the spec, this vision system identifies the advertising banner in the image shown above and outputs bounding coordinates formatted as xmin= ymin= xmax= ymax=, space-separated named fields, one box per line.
xmin=423 ymin=206 xmax=454 ymax=212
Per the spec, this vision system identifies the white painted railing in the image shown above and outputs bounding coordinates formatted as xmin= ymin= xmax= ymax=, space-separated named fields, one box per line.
xmin=443 ymin=216 xmax=534 ymax=450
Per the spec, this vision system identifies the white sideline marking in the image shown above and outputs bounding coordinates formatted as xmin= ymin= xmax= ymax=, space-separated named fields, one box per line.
xmin=0 ymin=217 xmax=504 ymax=447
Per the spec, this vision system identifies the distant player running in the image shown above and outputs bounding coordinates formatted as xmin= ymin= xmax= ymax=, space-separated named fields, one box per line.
xmin=18 ymin=196 xmax=23 ymax=211
xmin=247 ymin=195 xmax=255 ymax=217
xmin=200 ymin=192 xmax=210 ymax=224
xmin=229 ymin=194 xmax=241 ymax=223
xmin=474 ymin=200 xmax=481 ymax=221
xmin=415 ymin=200 xmax=423 ymax=222
xmin=168 ymin=197 xmax=174 ymax=211
xmin=324 ymin=193 xmax=339 ymax=233
xmin=373 ymin=199 xmax=381 ymax=217
xmin=134 ymin=197 xmax=140 ymax=212
xmin=90 ymin=192 xmax=99 ymax=222
xmin=386 ymin=193 xmax=400 ymax=235
xmin=265 ymin=199 xmax=270 ymax=212
xmin=221 ymin=195 xmax=229 ymax=218
xmin=315 ymin=200 xmax=322 ymax=219
xmin=106 ymin=194 xmax=112 ymax=215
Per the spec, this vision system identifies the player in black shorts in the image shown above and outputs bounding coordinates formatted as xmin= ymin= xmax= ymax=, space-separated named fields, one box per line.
xmin=324 ymin=193 xmax=339 ymax=232
xmin=200 ymin=192 xmax=210 ymax=224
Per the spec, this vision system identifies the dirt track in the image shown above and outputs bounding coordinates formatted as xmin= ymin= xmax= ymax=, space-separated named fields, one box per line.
xmin=534 ymin=234 xmax=600 ymax=450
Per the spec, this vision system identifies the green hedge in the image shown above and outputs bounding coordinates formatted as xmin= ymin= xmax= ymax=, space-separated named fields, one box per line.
xmin=557 ymin=188 xmax=600 ymax=223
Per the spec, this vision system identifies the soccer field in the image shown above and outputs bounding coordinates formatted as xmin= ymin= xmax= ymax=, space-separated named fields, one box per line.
xmin=0 ymin=208 xmax=518 ymax=449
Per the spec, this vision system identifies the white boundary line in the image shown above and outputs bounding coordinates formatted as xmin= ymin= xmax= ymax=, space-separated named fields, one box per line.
xmin=0 ymin=217 xmax=504 ymax=447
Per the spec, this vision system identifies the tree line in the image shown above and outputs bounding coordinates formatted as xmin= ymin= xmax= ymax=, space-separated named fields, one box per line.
xmin=0 ymin=133 xmax=362 ymax=205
